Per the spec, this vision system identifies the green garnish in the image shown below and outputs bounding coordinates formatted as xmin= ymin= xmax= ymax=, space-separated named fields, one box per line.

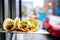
xmin=8 ymin=20 xmax=14 ymax=25
xmin=20 ymin=20 xmax=27 ymax=24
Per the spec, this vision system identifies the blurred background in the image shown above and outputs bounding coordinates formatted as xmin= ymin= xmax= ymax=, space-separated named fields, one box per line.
xmin=0 ymin=0 xmax=60 ymax=40
xmin=21 ymin=0 xmax=60 ymax=19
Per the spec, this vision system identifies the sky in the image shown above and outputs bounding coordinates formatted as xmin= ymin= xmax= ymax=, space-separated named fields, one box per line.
xmin=16 ymin=0 xmax=45 ymax=13
xmin=22 ymin=0 xmax=44 ymax=8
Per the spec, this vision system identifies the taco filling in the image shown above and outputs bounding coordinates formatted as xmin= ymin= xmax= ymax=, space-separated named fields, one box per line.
xmin=6 ymin=20 xmax=14 ymax=30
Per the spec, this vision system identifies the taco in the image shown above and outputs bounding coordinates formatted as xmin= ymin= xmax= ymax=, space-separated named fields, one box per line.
xmin=28 ymin=18 xmax=39 ymax=32
xmin=3 ymin=18 xmax=20 ymax=31
xmin=3 ymin=18 xmax=14 ymax=31
xmin=18 ymin=20 xmax=29 ymax=32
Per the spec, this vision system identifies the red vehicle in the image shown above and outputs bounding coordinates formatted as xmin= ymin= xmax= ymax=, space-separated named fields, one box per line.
xmin=43 ymin=15 xmax=60 ymax=37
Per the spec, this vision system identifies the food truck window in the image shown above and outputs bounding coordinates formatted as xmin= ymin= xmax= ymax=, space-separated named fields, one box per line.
xmin=0 ymin=0 xmax=21 ymax=40
xmin=0 ymin=0 xmax=6 ymax=40
xmin=0 ymin=0 xmax=17 ymax=40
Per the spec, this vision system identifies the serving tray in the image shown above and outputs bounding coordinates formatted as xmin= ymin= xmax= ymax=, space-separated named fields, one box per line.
xmin=0 ymin=28 xmax=49 ymax=34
